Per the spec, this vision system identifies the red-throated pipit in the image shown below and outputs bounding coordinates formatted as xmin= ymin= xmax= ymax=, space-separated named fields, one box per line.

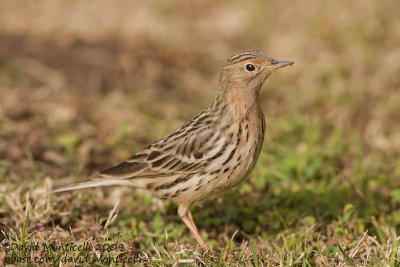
xmin=54 ymin=51 xmax=294 ymax=250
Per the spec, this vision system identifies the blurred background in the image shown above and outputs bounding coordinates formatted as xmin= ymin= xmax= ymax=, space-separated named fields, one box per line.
xmin=0 ymin=0 xmax=399 ymax=264
xmin=1 ymin=0 xmax=399 ymax=180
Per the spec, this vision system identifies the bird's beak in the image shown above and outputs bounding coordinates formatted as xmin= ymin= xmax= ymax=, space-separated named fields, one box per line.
xmin=266 ymin=59 xmax=295 ymax=72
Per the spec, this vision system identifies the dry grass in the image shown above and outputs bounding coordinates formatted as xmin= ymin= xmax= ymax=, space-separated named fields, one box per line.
xmin=0 ymin=0 xmax=400 ymax=266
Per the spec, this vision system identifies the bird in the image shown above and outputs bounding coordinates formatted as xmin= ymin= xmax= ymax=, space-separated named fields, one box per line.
xmin=53 ymin=51 xmax=294 ymax=250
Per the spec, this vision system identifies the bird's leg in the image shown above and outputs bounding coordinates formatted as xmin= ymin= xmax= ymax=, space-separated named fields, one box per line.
xmin=178 ymin=205 xmax=208 ymax=250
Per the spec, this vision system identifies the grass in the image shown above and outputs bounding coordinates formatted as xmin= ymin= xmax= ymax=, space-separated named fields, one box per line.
xmin=0 ymin=0 xmax=400 ymax=266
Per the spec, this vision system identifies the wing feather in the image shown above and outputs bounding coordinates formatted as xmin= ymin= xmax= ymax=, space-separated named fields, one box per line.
xmin=99 ymin=111 xmax=231 ymax=181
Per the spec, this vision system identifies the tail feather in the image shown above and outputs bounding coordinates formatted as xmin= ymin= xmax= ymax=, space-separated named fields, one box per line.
xmin=52 ymin=179 xmax=138 ymax=193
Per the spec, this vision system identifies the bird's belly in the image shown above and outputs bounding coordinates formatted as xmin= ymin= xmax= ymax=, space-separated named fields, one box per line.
xmin=168 ymin=126 xmax=264 ymax=205
xmin=207 ymin=139 xmax=262 ymax=196
xmin=169 ymin=160 xmax=256 ymax=205
xmin=218 ymin=133 xmax=263 ymax=187
xmin=168 ymin=162 xmax=254 ymax=205
xmin=214 ymin=155 xmax=256 ymax=192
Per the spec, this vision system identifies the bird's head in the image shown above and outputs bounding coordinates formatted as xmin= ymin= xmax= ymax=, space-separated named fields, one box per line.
xmin=219 ymin=51 xmax=294 ymax=89
xmin=214 ymin=51 xmax=294 ymax=112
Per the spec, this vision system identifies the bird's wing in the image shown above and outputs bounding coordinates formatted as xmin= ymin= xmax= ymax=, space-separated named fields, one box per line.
xmin=100 ymin=111 xmax=232 ymax=181
xmin=53 ymin=110 xmax=237 ymax=193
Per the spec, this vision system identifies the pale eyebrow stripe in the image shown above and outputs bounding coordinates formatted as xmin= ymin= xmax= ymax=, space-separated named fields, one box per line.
xmin=225 ymin=51 xmax=264 ymax=65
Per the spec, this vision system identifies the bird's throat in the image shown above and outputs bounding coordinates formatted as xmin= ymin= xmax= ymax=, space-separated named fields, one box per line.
xmin=226 ymin=85 xmax=261 ymax=116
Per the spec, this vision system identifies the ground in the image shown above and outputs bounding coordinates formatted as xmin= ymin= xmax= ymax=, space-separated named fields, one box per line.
xmin=0 ymin=0 xmax=399 ymax=266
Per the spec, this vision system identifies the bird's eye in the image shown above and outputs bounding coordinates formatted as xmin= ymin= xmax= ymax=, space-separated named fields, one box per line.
xmin=245 ymin=64 xmax=255 ymax=71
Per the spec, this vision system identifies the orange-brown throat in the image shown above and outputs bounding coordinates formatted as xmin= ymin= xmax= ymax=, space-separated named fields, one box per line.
xmin=211 ymin=80 xmax=263 ymax=119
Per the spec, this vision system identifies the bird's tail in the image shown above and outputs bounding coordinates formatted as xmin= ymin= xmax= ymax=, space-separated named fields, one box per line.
xmin=52 ymin=178 xmax=137 ymax=193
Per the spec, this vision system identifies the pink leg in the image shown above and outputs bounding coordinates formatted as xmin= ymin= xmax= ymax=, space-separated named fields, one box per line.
xmin=178 ymin=205 xmax=208 ymax=250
